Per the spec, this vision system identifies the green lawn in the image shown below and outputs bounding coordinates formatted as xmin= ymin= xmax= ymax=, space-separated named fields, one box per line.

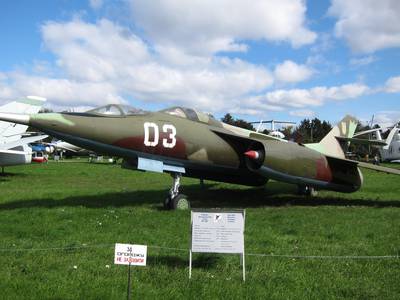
xmin=0 ymin=160 xmax=399 ymax=299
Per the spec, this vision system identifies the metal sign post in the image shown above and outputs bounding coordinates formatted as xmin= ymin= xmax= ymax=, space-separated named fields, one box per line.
xmin=114 ymin=243 xmax=147 ymax=299
xmin=189 ymin=209 xmax=246 ymax=281
xmin=127 ymin=263 xmax=132 ymax=300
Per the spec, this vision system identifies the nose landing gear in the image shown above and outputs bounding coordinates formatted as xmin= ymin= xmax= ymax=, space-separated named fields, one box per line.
xmin=164 ymin=173 xmax=190 ymax=210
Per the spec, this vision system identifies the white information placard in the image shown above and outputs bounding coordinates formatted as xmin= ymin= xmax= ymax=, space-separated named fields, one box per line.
xmin=114 ymin=243 xmax=147 ymax=266
xmin=189 ymin=210 xmax=246 ymax=281
xmin=191 ymin=211 xmax=244 ymax=254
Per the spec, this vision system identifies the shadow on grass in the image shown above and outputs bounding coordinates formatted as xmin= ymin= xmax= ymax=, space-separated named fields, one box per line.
xmin=192 ymin=254 xmax=222 ymax=270
xmin=0 ymin=182 xmax=400 ymax=211
xmin=148 ymin=254 xmax=221 ymax=270
xmin=0 ymin=172 xmax=28 ymax=178
xmin=148 ymin=255 xmax=188 ymax=268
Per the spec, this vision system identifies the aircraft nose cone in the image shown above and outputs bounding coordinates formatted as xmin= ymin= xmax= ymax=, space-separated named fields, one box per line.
xmin=0 ymin=112 xmax=30 ymax=125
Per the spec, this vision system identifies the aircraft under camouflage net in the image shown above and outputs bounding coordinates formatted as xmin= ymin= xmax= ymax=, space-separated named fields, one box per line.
xmin=0 ymin=104 xmax=398 ymax=209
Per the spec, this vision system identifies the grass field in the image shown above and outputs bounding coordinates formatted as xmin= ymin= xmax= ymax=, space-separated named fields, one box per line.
xmin=0 ymin=160 xmax=399 ymax=299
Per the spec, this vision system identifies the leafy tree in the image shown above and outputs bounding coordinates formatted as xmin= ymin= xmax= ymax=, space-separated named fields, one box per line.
xmin=293 ymin=118 xmax=332 ymax=143
xmin=221 ymin=113 xmax=234 ymax=124
xmin=221 ymin=113 xmax=255 ymax=130
xmin=280 ymin=126 xmax=294 ymax=140
xmin=39 ymin=108 xmax=53 ymax=113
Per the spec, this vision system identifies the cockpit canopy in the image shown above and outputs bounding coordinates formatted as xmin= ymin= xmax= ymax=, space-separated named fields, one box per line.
xmin=83 ymin=104 xmax=219 ymax=125
xmin=86 ymin=104 xmax=146 ymax=116
xmin=160 ymin=106 xmax=219 ymax=125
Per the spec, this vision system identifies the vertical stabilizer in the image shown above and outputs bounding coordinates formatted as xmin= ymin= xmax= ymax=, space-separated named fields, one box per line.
xmin=383 ymin=126 xmax=399 ymax=150
xmin=305 ymin=115 xmax=358 ymax=158
xmin=0 ymin=96 xmax=46 ymax=146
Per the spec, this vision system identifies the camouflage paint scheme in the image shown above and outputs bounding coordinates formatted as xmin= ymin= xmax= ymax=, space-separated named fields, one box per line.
xmin=0 ymin=105 xmax=364 ymax=192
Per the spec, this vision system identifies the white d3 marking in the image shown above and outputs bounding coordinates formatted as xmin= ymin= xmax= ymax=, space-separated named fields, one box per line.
xmin=143 ymin=123 xmax=177 ymax=148
xmin=162 ymin=124 xmax=177 ymax=148
xmin=143 ymin=122 xmax=159 ymax=146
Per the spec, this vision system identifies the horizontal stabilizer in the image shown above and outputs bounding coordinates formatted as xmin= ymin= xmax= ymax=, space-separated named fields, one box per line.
xmin=336 ymin=136 xmax=387 ymax=146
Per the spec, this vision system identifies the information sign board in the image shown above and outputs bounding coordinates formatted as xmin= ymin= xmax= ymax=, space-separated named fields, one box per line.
xmin=114 ymin=243 xmax=147 ymax=266
xmin=191 ymin=211 xmax=244 ymax=254
xmin=189 ymin=210 xmax=246 ymax=281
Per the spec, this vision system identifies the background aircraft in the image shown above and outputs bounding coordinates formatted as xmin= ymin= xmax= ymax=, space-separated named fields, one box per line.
xmin=250 ymin=120 xmax=296 ymax=139
xmin=0 ymin=104 xmax=398 ymax=209
xmin=354 ymin=123 xmax=400 ymax=162
xmin=31 ymin=140 xmax=87 ymax=155
xmin=0 ymin=96 xmax=47 ymax=172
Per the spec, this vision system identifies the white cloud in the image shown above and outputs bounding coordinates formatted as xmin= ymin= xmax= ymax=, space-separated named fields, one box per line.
xmin=384 ymin=76 xmax=400 ymax=93
xmin=0 ymin=13 xmax=397 ymax=118
xmin=349 ymin=56 xmax=377 ymax=67
xmin=253 ymin=83 xmax=370 ymax=110
xmin=373 ymin=111 xmax=400 ymax=128
xmin=315 ymin=84 xmax=370 ymax=100
xmin=5 ymin=19 xmax=271 ymax=112
xmin=226 ymin=83 xmax=371 ymax=116
xmin=274 ymin=60 xmax=314 ymax=84
xmin=129 ymin=0 xmax=316 ymax=55
xmin=42 ymin=19 xmax=150 ymax=82
xmin=89 ymin=0 xmax=103 ymax=10
xmin=328 ymin=0 xmax=400 ymax=53
xmin=1 ymin=72 xmax=125 ymax=106
xmin=289 ymin=109 xmax=315 ymax=118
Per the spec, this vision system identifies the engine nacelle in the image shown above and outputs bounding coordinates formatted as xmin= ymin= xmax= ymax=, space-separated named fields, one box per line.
xmin=244 ymin=140 xmax=362 ymax=193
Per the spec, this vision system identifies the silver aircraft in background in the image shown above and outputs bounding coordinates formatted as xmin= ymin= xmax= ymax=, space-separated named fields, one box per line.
xmin=0 ymin=96 xmax=47 ymax=171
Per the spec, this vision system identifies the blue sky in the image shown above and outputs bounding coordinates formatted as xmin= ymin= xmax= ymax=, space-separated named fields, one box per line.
xmin=0 ymin=0 xmax=399 ymax=127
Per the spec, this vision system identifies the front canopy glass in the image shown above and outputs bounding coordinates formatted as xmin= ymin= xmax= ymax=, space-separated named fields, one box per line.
xmin=86 ymin=104 xmax=146 ymax=116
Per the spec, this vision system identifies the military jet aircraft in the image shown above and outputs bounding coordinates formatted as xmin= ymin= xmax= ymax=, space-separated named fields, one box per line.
xmin=0 ymin=96 xmax=47 ymax=172
xmin=353 ymin=123 xmax=400 ymax=162
xmin=0 ymin=104 xmax=398 ymax=209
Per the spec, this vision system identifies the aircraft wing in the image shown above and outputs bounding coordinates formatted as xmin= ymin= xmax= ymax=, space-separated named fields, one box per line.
xmin=0 ymin=135 xmax=48 ymax=150
xmin=211 ymin=127 xmax=265 ymax=147
xmin=53 ymin=144 xmax=78 ymax=152
xmin=357 ymin=161 xmax=400 ymax=175
xmin=0 ymin=96 xmax=46 ymax=145
xmin=213 ymin=126 xmax=284 ymax=143
xmin=323 ymin=154 xmax=400 ymax=175
xmin=335 ymin=136 xmax=388 ymax=146
xmin=0 ymin=149 xmax=28 ymax=155
xmin=249 ymin=131 xmax=286 ymax=142
xmin=353 ymin=128 xmax=382 ymax=137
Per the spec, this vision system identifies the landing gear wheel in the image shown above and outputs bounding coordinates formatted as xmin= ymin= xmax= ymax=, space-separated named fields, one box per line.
xmin=297 ymin=185 xmax=318 ymax=197
xmin=163 ymin=173 xmax=190 ymax=210
xmin=164 ymin=196 xmax=172 ymax=209
xmin=170 ymin=194 xmax=190 ymax=210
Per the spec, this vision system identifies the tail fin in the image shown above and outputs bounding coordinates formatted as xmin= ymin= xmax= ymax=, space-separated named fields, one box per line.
xmin=383 ymin=126 xmax=399 ymax=150
xmin=305 ymin=115 xmax=358 ymax=158
xmin=0 ymin=96 xmax=46 ymax=144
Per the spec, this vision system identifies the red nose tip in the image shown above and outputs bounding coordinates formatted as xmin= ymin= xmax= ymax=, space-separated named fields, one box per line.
xmin=244 ymin=150 xmax=260 ymax=160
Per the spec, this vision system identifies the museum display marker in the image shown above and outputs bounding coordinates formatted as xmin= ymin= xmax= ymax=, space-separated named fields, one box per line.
xmin=189 ymin=210 xmax=246 ymax=281
xmin=114 ymin=243 xmax=147 ymax=300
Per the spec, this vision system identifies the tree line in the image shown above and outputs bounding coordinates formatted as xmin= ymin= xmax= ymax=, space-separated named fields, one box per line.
xmin=221 ymin=113 xmax=332 ymax=143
